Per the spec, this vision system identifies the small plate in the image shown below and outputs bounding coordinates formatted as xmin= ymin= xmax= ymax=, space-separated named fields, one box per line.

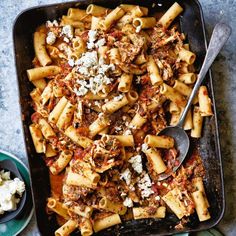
xmin=0 ymin=150 xmax=33 ymax=236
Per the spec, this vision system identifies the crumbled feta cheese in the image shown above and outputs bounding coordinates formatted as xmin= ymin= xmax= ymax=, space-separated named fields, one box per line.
xmin=88 ymin=30 xmax=97 ymax=42
xmin=129 ymin=184 xmax=135 ymax=191
xmin=98 ymin=112 xmax=105 ymax=118
xmin=46 ymin=20 xmax=59 ymax=27
xmin=155 ymin=195 xmax=161 ymax=201
xmin=138 ymin=173 xmax=154 ymax=198
xmin=78 ymin=66 xmax=89 ymax=76
xmin=113 ymin=94 xmax=124 ymax=102
xmin=136 ymin=25 xmax=142 ymax=33
xmin=121 ymin=192 xmax=127 ymax=197
xmin=102 ymin=75 xmax=112 ymax=85
xmin=68 ymin=58 xmax=75 ymax=67
xmin=115 ymin=126 xmax=122 ymax=131
xmin=136 ymin=76 xmax=141 ymax=84
xmin=77 ymin=79 xmax=87 ymax=87
xmin=123 ymin=197 xmax=133 ymax=208
xmin=87 ymin=30 xmax=97 ymax=49
xmin=120 ymin=168 xmax=132 ymax=185
xmin=63 ymin=37 xmax=70 ymax=43
xmin=74 ymin=86 xmax=88 ymax=96
xmin=107 ymin=158 xmax=114 ymax=163
xmin=0 ymin=170 xmax=25 ymax=215
xmin=128 ymin=155 xmax=143 ymax=174
xmin=77 ymin=51 xmax=98 ymax=67
xmin=87 ymin=42 xmax=95 ymax=50
xmin=72 ymin=49 xmax=115 ymax=97
xmin=129 ymin=124 xmax=137 ymax=129
xmin=94 ymin=101 xmax=101 ymax=107
xmin=124 ymin=129 xmax=132 ymax=135
xmin=141 ymin=143 xmax=149 ymax=153
xmin=61 ymin=25 xmax=74 ymax=39
xmin=52 ymin=20 xmax=59 ymax=26
xmin=46 ymin=31 xmax=56 ymax=45
xmin=95 ymin=38 xmax=106 ymax=48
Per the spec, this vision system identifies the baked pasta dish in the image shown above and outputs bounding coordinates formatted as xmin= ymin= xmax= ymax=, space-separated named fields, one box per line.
xmin=27 ymin=2 xmax=213 ymax=236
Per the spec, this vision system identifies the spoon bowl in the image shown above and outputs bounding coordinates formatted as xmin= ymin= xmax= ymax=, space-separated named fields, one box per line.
xmin=158 ymin=126 xmax=189 ymax=181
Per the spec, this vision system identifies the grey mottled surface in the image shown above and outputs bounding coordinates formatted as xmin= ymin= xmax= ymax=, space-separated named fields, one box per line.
xmin=0 ymin=0 xmax=235 ymax=235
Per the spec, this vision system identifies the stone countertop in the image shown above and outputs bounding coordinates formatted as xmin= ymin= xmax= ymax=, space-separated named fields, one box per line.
xmin=0 ymin=0 xmax=235 ymax=235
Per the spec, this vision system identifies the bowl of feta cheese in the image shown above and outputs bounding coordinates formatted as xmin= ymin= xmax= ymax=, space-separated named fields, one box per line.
xmin=0 ymin=159 xmax=26 ymax=223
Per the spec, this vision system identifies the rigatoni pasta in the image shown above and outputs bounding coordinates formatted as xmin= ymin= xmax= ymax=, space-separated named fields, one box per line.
xmin=27 ymin=2 xmax=213 ymax=235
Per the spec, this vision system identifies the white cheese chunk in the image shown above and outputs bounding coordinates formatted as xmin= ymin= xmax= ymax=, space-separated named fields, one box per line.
xmin=141 ymin=143 xmax=149 ymax=152
xmin=77 ymin=51 xmax=98 ymax=68
xmin=68 ymin=58 xmax=75 ymax=67
xmin=46 ymin=20 xmax=59 ymax=27
xmin=61 ymin=25 xmax=74 ymax=39
xmin=113 ymin=94 xmax=124 ymax=102
xmin=87 ymin=30 xmax=97 ymax=49
xmin=95 ymin=38 xmax=106 ymax=48
xmin=124 ymin=129 xmax=132 ymax=135
xmin=128 ymin=155 xmax=143 ymax=174
xmin=137 ymin=173 xmax=154 ymax=198
xmin=120 ymin=168 xmax=132 ymax=185
xmin=46 ymin=31 xmax=56 ymax=45
xmin=123 ymin=197 xmax=133 ymax=208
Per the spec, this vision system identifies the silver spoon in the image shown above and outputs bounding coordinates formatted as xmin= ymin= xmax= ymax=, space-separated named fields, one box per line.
xmin=157 ymin=23 xmax=231 ymax=181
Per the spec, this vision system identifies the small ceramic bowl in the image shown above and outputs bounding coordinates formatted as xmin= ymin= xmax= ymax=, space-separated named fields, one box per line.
xmin=0 ymin=159 xmax=27 ymax=223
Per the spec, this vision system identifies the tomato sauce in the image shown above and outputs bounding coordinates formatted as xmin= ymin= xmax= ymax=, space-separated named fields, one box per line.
xmin=49 ymin=172 xmax=65 ymax=198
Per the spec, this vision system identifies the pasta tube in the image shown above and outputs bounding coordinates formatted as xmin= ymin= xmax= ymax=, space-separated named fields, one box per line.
xmin=147 ymin=55 xmax=163 ymax=85
xmin=191 ymin=106 xmax=203 ymax=138
xmin=86 ymin=4 xmax=109 ymax=16
xmin=118 ymin=73 xmax=133 ymax=93
xmin=198 ymin=86 xmax=213 ymax=116
xmin=29 ymin=124 xmax=44 ymax=153
xmin=34 ymin=31 xmax=52 ymax=66
xmin=89 ymin=114 xmax=110 ymax=138
xmin=55 ymin=219 xmax=78 ymax=236
xmin=160 ymin=83 xmax=186 ymax=107
xmin=144 ymin=135 xmax=175 ymax=149
xmin=192 ymin=190 xmax=211 ymax=221
xmin=38 ymin=118 xmax=56 ymax=139
xmin=65 ymin=126 xmax=93 ymax=148
xmin=158 ymin=2 xmax=183 ymax=28
xmin=99 ymin=197 xmax=127 ymax=215
xmin=144 ymin=148 xmax=167 ymax=174
xmin=56 ymin=102 xmax=76 ymax=130
xmin=27 ymin=66 xmax=61 ymax=81
xmin=47 ymin=198 xmax=70 ymax=219
xmin=133 ymin=206 xmax=166 ymax=219
xmin=48 ymin=96 xmax=68 ymax=123
xmin=93 ymin=214 xmax=121 ymax=233
xmin=49 ymin=150 xmax=73 ymax=175
xmin=102 ymin=95 xmax=129 ymax=113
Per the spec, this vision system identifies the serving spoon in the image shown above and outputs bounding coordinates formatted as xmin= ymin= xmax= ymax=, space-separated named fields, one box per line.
xmin=157 ymin=23 xmax=231 ymax=181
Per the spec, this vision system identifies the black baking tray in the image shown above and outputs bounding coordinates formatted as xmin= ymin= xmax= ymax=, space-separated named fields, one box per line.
xmin=13 ymin=0 xmax=225 ymax=235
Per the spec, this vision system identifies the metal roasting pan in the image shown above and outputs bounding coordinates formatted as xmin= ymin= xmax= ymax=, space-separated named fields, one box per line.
xmin=13 ymin=0 xmax=225 ymax=235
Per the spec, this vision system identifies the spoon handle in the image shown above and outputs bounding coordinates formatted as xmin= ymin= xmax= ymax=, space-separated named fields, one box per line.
xmin=177 ymin=23 xmax=231 ymax=128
